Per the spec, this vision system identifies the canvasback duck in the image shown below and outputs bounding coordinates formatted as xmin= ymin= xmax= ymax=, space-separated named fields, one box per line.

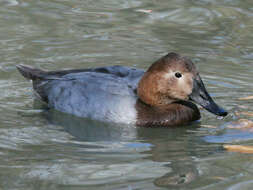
xmin=17 ymin=52 xmax=227 ymax=127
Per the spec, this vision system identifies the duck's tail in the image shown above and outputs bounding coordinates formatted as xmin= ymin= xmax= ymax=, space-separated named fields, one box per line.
xmin=16 ymin=64 xmax=46 ymax=81
xmin=16 ymin=64 xmax=51 ymax=102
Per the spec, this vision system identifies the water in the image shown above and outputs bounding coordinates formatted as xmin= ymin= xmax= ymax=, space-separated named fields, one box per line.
xmin=1 ymin=0 xmax=253 ymax=189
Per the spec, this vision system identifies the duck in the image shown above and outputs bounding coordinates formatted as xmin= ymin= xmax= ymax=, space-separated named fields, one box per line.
xmin=16 ymin=52 xmax=227 ymax=127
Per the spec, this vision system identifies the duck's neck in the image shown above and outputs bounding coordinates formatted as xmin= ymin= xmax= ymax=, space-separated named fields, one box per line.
xmin=135 ymin=100 xmax=200 ymax=127
xmin=137 ymin=71 xmax=176 ymax=106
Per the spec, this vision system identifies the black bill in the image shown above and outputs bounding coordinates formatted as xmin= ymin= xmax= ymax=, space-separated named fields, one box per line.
xmin=189 ymin=75 xmax=228 ymax=116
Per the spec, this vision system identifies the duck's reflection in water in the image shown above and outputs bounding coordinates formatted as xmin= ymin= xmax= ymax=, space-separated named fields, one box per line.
xmin=43 ymin=109 xmax=138 ymax=142
xmin=137 ymin=126 xmax=203 ymax=188
xmin=41 ymin=108 xmax=219 ymax=189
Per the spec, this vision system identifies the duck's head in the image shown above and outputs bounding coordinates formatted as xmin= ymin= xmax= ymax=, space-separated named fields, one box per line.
xmin=137 ymin=52 xmax=227 ymax=117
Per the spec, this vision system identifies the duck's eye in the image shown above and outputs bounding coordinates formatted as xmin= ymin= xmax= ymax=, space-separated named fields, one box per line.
xmin=175 ymin=72 xmax=182 ymax=78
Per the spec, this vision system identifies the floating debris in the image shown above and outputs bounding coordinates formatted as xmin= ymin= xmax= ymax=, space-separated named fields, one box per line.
xmin=237 ymin=105 xmax=249 ymax=109
xmin=224 ymin=145 xmax=253 ymax=154
xmin=236 ymin=112 xmax=253 ymax=117
xmin=136 ymin=9 xmax=153 ymax=13
xmin=226 ymin=119 xmax=253 ymax=129
xmin=200 ymin=125 xmax=217 ymax=129
xmin=238 ymin=96 xmax=253 ymax=100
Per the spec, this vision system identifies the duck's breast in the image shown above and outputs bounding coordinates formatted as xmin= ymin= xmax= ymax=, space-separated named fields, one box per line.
xmin=45 ymin=71 xmax=142 ymax=124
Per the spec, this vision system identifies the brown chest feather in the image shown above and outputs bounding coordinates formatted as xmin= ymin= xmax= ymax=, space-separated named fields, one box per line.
xmin=135 ymin=100 xmax=200 ymax=127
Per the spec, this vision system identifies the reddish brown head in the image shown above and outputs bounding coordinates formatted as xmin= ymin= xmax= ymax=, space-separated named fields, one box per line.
xmin=137 ymin=52 xmax=196 ymax=105
xmin=137 ymin=52 xmax=227 ymax=116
